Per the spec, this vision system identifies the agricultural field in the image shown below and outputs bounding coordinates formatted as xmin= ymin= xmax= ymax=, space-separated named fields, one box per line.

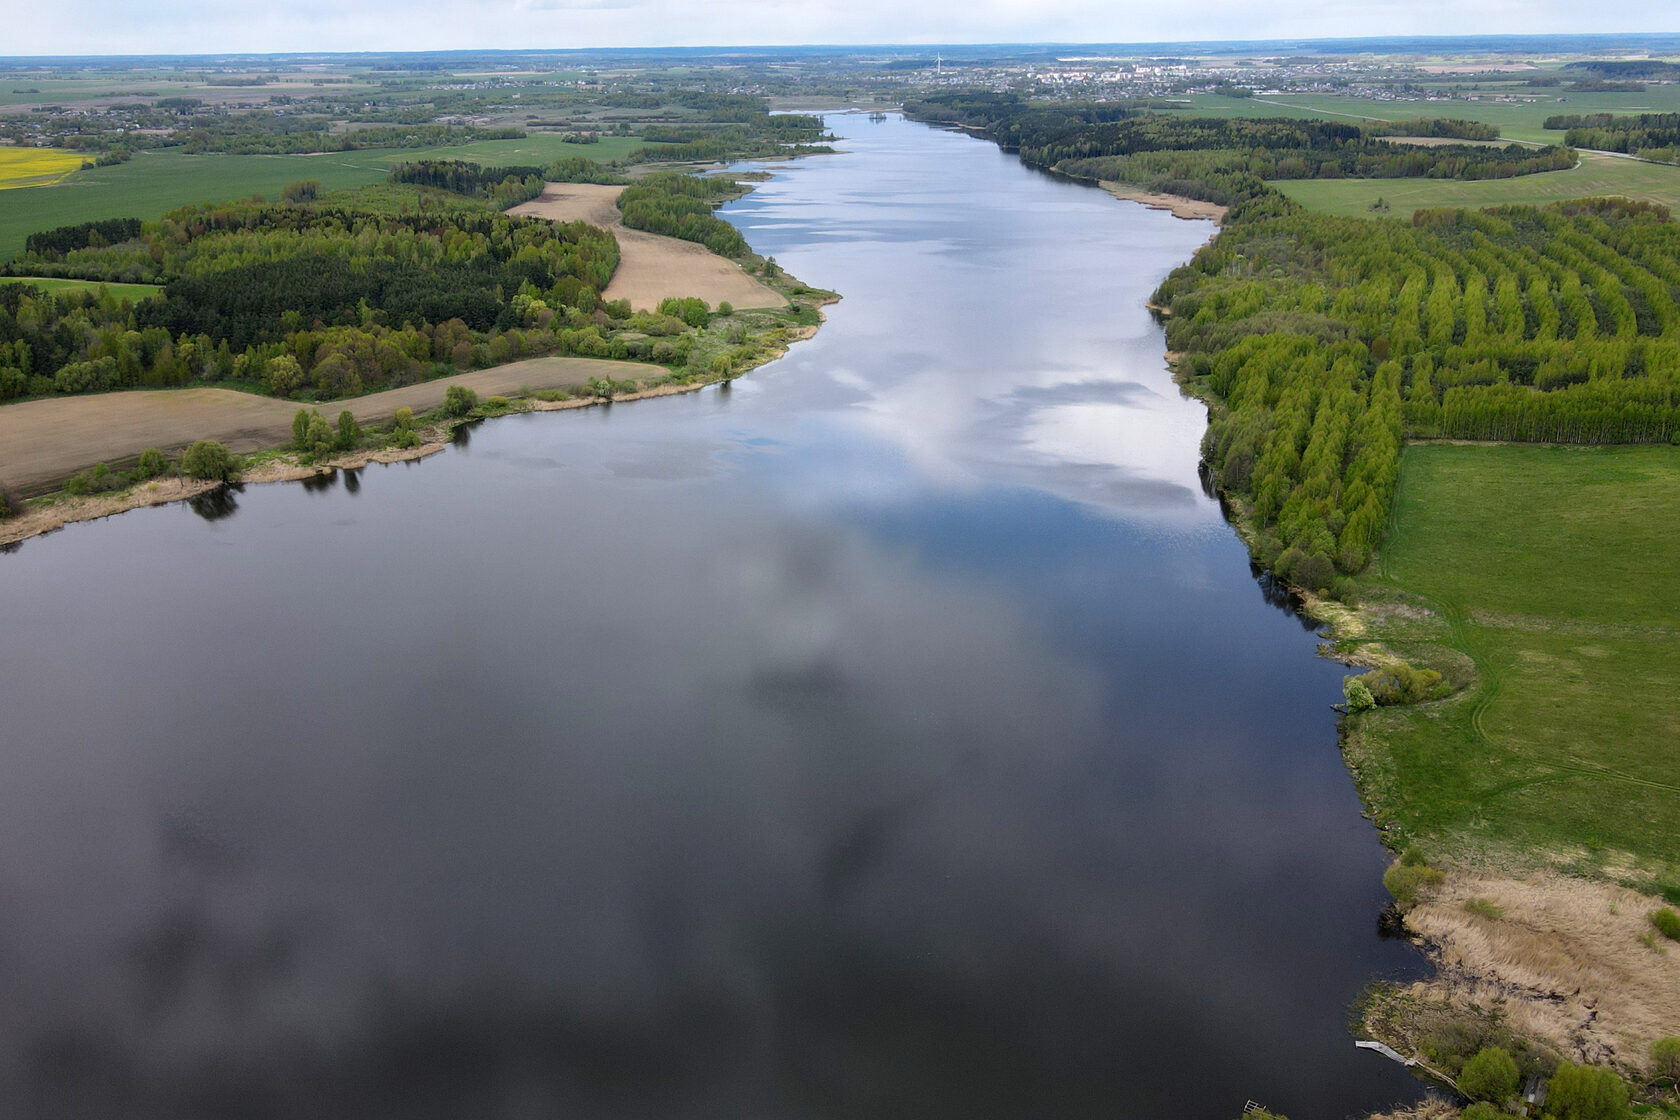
xmin=0 ymin=135 xmax=624 ymax=259
xmin=1275 ymin=150 xmax=1680 ymax=217
xmin=0 ymin=276 xmax=160 ymax=301
xmin=0 ymin=147 xmax=85 ymax=189
xmin=1343 ymin=442 xmax=1680 ymax=885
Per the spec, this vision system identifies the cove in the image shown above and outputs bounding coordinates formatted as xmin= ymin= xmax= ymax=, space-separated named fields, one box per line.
xmin=0 ymin=114 xmax=1424 ymax=1119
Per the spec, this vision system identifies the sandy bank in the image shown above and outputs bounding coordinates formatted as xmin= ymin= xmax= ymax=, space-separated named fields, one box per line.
xmin=508 ymin=183 xmax=785 ymax=312
xmin=1371 ymin=871 xmax=1680 ymax=1076
xmin=0 ymin=441 xmax=452 ymax=547
xmin=1098 ymin=182 xmax=1228 ymax=223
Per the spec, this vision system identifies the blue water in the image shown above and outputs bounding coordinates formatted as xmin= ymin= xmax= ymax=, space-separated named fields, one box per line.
xmin=0 ymin=114 xmax=1423 ymax=1119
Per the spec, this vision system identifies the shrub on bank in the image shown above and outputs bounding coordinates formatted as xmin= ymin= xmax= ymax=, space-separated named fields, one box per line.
xmin=180 ymin=440 xmax=236 ymax=481
xmin=1544 ymin=1062 xmax=1629 ymax=1120
xmin=336 ymin=410 xmax=360 ymax=450
xmin=1460 ymin=1045 xmax=1521 ymax=1103
xmin=135 ymin=448 xmax=168 ymax=480
xmin=443 ymin=384 xmax=478 ymax=417
xmin=64 ymin=462 xmax=126 ymax=496
xmin=1383 ymin=850 xmax=1444 ymax=909
xmin=1650 ymin=1036 xmax=1680 ymax=1083
xmin=1353 ymin=662 xmax=1446 ymax=706
xmin=1343 ymin=677 xmax=1376 ymax=713
xmin=1651 ymin=908 xmax=1680 ymax=942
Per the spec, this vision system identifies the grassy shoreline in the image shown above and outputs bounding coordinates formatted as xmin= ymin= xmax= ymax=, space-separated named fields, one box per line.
xmin=1174 ymin=350 xmax=1680 ymax=1098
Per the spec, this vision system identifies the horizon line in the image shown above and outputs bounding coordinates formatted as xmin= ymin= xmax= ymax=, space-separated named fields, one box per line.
xmin=5 ymin=30 xmax=1680 ymax=63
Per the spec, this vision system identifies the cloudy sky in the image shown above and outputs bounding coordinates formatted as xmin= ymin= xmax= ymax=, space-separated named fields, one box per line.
xmin=4 ymin=0 xmax=1677 ymax=57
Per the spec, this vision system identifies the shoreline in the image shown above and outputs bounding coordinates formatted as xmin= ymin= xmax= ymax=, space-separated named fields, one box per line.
xmin=1097 ymin=181 xmax=1229 ymax=223
xmin=1169 ymin=353 xmax=1680 ymax=1087
xmin=0 ymin=298 xmax=835 ymax=550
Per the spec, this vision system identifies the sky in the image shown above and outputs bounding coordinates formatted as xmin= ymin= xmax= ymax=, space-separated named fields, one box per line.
xmin=2 ymin=0 xmax=1678 ymax=57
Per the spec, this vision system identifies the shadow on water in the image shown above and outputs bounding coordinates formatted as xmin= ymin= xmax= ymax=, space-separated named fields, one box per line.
xmin=451 ymin=420 xmax=481 ymax=449
xmin=187 ymin=483 xmax=240 ymax=523
xmin=300 ymin=470 xmax=339 ymax=495
xmin=1196 ymin=461 xmax=1323 ymax=632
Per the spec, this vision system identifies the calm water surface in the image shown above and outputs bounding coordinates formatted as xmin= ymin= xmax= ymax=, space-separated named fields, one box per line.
xmin=0 ymin=115 xmax=1424 ymax=1119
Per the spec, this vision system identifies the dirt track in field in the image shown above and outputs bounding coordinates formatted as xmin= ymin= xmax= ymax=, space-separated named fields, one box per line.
xmin=508 ymin=183 xmax=785 ymax=312
xmin=0 ymin=355 xmax=642 ymax=492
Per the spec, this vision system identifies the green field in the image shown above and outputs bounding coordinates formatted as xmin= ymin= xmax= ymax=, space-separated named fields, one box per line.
xmin=0 ymin=276 xmax=160 ymax=300
xmin=0 ymin=135 xmax=633 ymax=260
xmin=1274 ymin=151 xmax=1680 ymax=217
xmin=1343 ymin=443 xmax=1680 ymax=884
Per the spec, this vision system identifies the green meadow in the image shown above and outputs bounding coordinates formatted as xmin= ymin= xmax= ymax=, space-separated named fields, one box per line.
xmin=0 ymin=276 xmax=160 ymax=300
xmin=1274 ymin=152 xmax=1680 ymax=217
xmin=1342 ymin=443 xmax=1680 ymax=885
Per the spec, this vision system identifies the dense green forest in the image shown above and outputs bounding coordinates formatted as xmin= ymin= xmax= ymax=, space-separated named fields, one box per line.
xmin=1160 ymin=195 xmax=1680 ymax=594
xmin=0 ymin=193 xmax=634 ymax=401
xmin=626 ymin=114 xmax=831 ymax=163
xmin=617 ymin=173 xmax=752 ymax=257
xmin=904 ymin=95 xmax=1680 ymax=598
xmin=24 ymin=217 xmax=142 ymax=258
xmin=388 ymin=159 xmax=552 ymax=207
xmin=388 ymin=157 xmax=630 ymax=209
xmin=1544 ymin=112 xmax=1680 ymax=165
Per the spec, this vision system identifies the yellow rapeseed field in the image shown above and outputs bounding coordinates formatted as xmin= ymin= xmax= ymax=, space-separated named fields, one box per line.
xmin=0 ymin=147 xmax=85 ymax=190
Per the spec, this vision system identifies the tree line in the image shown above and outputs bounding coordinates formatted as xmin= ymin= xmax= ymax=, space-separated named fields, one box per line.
xmin=1543 ymin=113 xmax=1680 ymax=164
xmin=617 ymin=173 xmax=751 ymax=257
xmin=24 ymin=218 xmax=143 ymax=259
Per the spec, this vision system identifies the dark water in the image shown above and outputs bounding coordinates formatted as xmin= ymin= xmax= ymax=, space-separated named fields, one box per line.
xmin=0 ymin=115 xmax=1424 ymax=1119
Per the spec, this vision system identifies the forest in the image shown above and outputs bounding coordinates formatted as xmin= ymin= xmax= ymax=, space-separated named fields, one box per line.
xmin=0 ymin=194 xmax=630 ymax=401
xmin=626 ymin=114 xmax=831 ymax=163
xmin=388 ymin=160 xmax=551 ymax=207
xmin=1544 ymin=112 xmax=1680 ymax=164
xmin=617 ymin=173 xmax=752 ymax=257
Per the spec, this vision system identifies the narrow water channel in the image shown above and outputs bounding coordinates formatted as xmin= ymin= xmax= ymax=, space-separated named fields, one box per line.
xmin=0 ymin=114 xmax=1424 ymax=1119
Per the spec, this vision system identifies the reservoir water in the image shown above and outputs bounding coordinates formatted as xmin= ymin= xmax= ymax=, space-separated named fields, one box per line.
xmin=0 ymin=115 xmax=1425 ymax=1119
